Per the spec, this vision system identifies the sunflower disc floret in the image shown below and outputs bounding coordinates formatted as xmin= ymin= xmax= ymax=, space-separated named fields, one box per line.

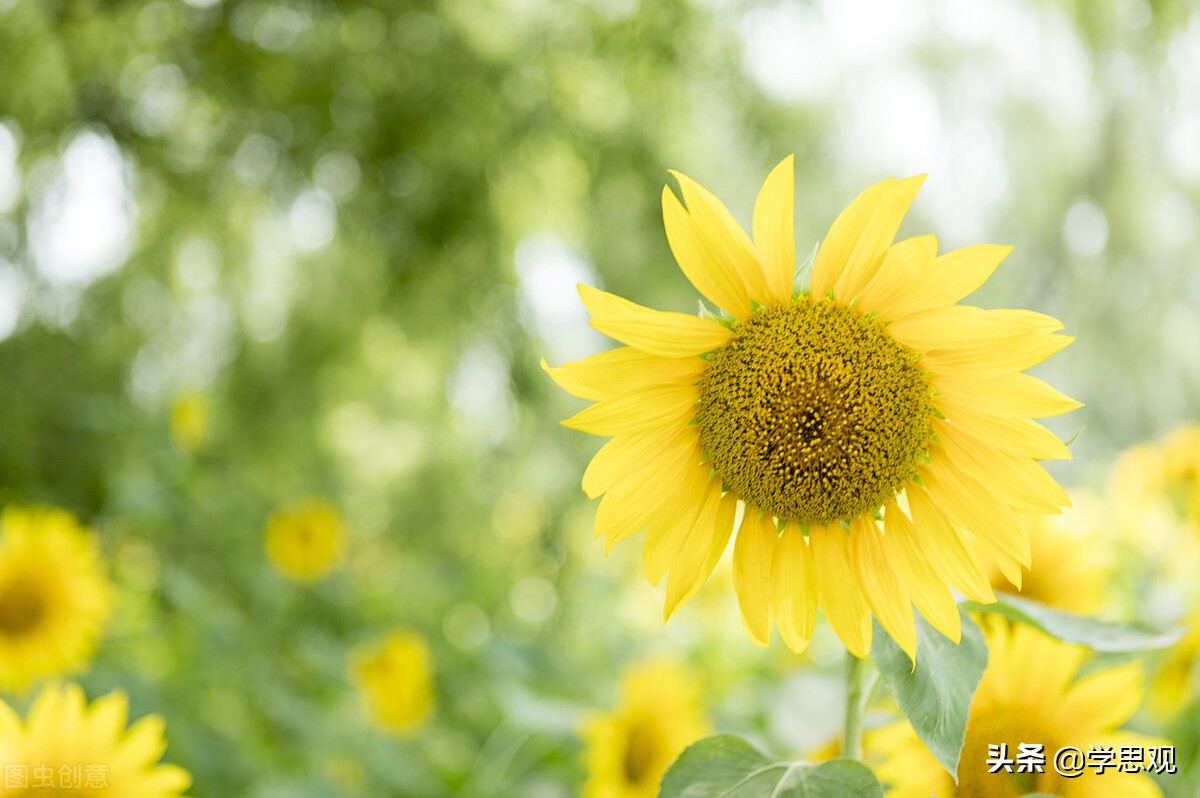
xmin=697 ymin=300 xmax=934 ymax=525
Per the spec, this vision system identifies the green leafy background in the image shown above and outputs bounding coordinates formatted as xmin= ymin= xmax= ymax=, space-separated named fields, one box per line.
xmin=1 ymin=0 xmax=1199 ymax=796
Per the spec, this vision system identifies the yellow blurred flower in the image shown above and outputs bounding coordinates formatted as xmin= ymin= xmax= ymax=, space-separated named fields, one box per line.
xmin=985 ymin=492 xmax=1109 ymax=614
xmin=264 ymin=499 xmax=345 ymax=582
xmin=874 ymin=617 xmax=1163 ymax=797
xmin=1111 ymin=443 xmax=1166 ymax=517
xmin=546 ymin=159 xmax=1077 ymax=659
xmin=169 ymin=392 xmax=211 ymax=453
xmin=1160 ymin=424 xmax=1200 ymax=526
xmin=0 ymin=506 xmax=114 ymax=692
xmin=581 ymin=658 xmax=710 ymax=798
xmin=0 ymin=682 xmax=190 ymax=797
xmin=349 ymin=629 xmax=434 ymax=736
xmin=1109 ymin=426 xmax=1200 ymax=589
xmin=1149 ymin=615 xmax=1200 ymax=717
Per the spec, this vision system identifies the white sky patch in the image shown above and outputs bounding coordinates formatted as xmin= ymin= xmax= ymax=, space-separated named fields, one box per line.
xmin=447 ymin=342 xmax=515 ymax=447
xmin=985 ymin=0 xmax=1098 ymax=133
xmin=130 ymin=63 xmax=186 ymax=138
xmin=924 ymin=114 xmax=1011 ymax=244
xmin=288 ymin=189 xmax=337 ymax=251
xmin=1152 ymin=191 xmax=1199 ymax=247
xmin=514 ymin=232 xmax=604 ymax=363
xmin=1164 ymin=16 xmax=1200 ymax=180
xmin=740 ymin=0 xmax=927 ymax=103
xmin=28 ymin=131 xmax=137 ymax=288
xmin=835 ymin=70 xmax=942 ymax=179
xmin=1062 ymin=199 xmax=1109 ymax=258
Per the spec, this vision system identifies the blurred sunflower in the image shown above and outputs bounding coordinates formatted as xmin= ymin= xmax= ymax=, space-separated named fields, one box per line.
xmin=264 ymin=498 xmax=345 ymax=582
xmin=0 ymin=506 xmax=113 ymax=692
xmin=0 ymin=683 xmax=191 ymax=797
xmin=169 ymin=391 xmax=211 ymax=453
xmin=985 ymin=493 xmax=1109 ymax=614
xmin=1159 ymin=424 xmax=1200 ymax=527
xmin=580 ymin=658 xmax=709 ymax=798
xmin=348 ymin=629 xmax=434 ymax=735
xmin=1149 ymin=615 xmax=1200 ymax=717
xmin=545 ymin=157 xmax=1077 ymax=657
xmin=874 ymin=617 xmax=1163 ymax=798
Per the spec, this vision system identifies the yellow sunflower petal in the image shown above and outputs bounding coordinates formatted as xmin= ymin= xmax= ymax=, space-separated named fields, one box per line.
xmin=882 ymin=500 xmax=962 ymax=643
xmin=770 ymin=521 xmax=818 ymax=654
xmin=732 ymin=508 xmax=778 ymax=646
xmin=921 ymin=333 xmax=1073 ymax=378
xmin=87 ymin=691 xmax=130 ymax=744
xmin=933 ymin=419 xmax=1068 ymax=513
xmin=810 ymin=523 xmax=873 ymax=658
xmin=933 ymin=395 xmax=1072 ymax=461
xmin=540 ymin=348 xmax=706 ymax=402
xmin=579 ymin=284 xmax=732 ymax=357
xmin=641 ymin=468 xmax=712 ymax=585
xmin=582 ymin=424 xmax=687 ymax=499
xmin=663 ymin=491 xmax=737 ymax=619
xmin=810 ymin=178 xmax=895 ymax=299
xmin=874 ymin=243 xmax=1012 ymax=321
xmin=931 ymin=371 xmax=1082 ymax=419
xmin=1002 ymin=621 xmax=1086 ymax=706
xmin=904 ymin=485 xmax=996 ymax=603
xmin=1055 ymin=662 xmax=1144 ymax=731
xmin=887 ymin=305 xmax=1063 ymax=352
xmin=850 ymin=515 xmax=917 ymax=661
xmin=663 ymin=182 xmax=756 ymax=318
xmin=988 ymin=548 xmax=1024 ymax=590
xmin=672 ymin=171 xmax=774 ymax=306
xmin=832 ymin=175 xmax=926 ymax=304
xmin=594 ymin=430 xmax=702 ymax=547
xmin=920 ymin=451 xmax=1030 ymax=568
xmin=853 ymin=235 xmax=939 ymax=316
xmin=752 ymin=155 xmax=796 ymax=304
xmin=560 ymin=383 xmax=698 ymax=436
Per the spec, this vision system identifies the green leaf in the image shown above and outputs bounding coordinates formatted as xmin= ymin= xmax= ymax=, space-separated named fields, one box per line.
xmin=871 ymin=607 xmax=987 ymax=782
xmin=792 ymin=241 xmax=819 ymax=297
xmin=658 ymin=735 xmax=883 ymax=798
xmin=963 ymin=592 xmax=1182 ymax=653
xmin=697 ymin=300 xmax=734 ymax=328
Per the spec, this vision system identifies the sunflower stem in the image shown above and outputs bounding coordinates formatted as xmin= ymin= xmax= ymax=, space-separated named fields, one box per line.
xmin=842 ymin=651 xmax=869 ymax=761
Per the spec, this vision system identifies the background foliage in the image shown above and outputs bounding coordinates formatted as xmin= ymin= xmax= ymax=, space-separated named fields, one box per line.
xmin=1 ymin=0 xmax=1199 ymax=795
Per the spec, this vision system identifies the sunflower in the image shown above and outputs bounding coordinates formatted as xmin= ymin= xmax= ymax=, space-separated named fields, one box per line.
xmin=984 ymin=493 xmax=1108 ymax=614
xmin=580 ymin=658 xmax=709 ymax=798
xmin=169 ymin=392 xmax=211 ymax=453
xmin=545 ymin=157 xmax=1078 ymax=658
xmin=264 ymin=498 xmax=345 ymax=582
xmin=0 ymin=506 xmax=114 ymax=692
xmin=0 ymin=682 xmax=190 ymax=797
xmin=1158 ymin=424 xmax=1200 ymax=529
xmin=873 ymin=617 xmax=1164 ymax=797
xmin=348 ymin=629 xmax=435 ymax=736
xmin=1149 ymin=614 xmax=1200 ymax=717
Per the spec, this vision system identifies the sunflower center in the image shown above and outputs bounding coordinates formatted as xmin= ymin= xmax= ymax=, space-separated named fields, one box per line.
xmin=622 ymin=720 xmax=660 ymax=786
xmin=695 ymin=300 xmax=933 ymax=525
xmin=956 ymin=715 xmax=1064 ymax=798
xmin=0 ymin=575 xmax=49 ymax=637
